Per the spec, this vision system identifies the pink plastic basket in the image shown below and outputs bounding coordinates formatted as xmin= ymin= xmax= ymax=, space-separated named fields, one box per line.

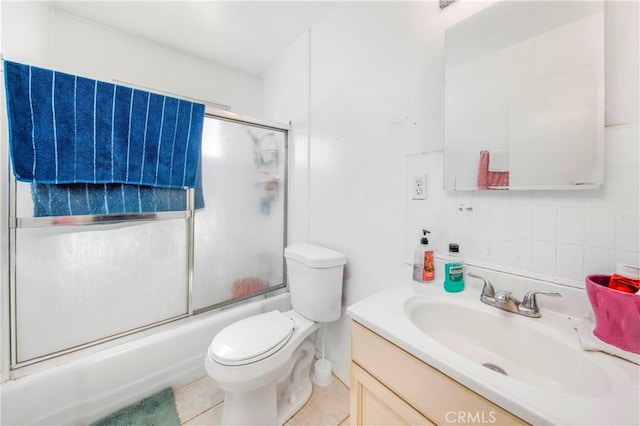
xmin=585 ymin=275 xmax=640 ymax=354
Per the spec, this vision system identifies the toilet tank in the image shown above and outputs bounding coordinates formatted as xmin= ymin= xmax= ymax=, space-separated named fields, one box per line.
xmin=284 ymin=243 xmax=347 ymax=323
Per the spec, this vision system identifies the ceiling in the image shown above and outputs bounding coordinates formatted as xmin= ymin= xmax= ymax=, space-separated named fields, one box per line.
xmin=52 ymin=1 xmax=335 ymax=76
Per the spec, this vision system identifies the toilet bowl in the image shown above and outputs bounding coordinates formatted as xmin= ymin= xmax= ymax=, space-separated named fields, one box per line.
xmin=204 ymin=243 xmax=346 ymax=425
xmin=205 ymin=310 xmax=318 ymax=424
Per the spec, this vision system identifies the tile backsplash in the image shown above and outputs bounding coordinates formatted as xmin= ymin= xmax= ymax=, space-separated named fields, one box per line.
xmin=405 ymin=124 xmax=639 ymax=288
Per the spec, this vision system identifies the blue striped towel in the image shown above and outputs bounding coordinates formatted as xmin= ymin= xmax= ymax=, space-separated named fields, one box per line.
xmin=32 ymin=182 xmax=204 ymax=216
xmin=31 ymin=157 xmax=205 ymax=216
xmin=4 ymin=60 xmax=204 ymax=189
xmin=4 ymin=60 xmax=206 ymax=216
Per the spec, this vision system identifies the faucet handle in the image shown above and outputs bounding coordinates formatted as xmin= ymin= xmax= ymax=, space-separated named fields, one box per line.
xmin=521 ymin=290 xmax=561 ymax=311
xmin=468 ymin=273 xmax=495 ymax=298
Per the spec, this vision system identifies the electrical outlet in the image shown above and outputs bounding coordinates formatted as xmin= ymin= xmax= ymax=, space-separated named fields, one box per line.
xmin=412 ymin=175 xmax=427 ymax=200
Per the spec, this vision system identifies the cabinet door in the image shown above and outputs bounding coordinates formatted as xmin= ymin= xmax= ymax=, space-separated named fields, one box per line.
xmin=351 ymin=362 xmax=434 ymax=426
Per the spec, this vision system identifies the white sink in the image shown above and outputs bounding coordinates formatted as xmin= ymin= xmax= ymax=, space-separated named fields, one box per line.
xmin=348 ymin=276 xmax=640 ymax=425
xmin=404 ymin=296 xmax=612 ymax=396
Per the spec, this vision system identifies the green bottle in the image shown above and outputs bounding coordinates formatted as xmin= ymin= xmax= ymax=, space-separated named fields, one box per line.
xmin=444 ymin=243 xmax=465 ymax=293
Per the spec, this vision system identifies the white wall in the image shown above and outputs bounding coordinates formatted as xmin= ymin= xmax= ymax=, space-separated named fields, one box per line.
xmin=263 ymin=0 xmax=639 ymax=386
xmin=48 ymin=11 xmax=262 ymax=116
xmin=1 ymin=1 xmax=52 ymax=67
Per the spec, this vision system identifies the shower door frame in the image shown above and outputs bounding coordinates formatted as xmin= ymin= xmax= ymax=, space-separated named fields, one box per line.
xmin=2 ymin=107 xmax=289 ymax=378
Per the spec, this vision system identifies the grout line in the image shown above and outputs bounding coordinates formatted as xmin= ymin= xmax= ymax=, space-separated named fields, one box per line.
xmin=180 ymin=402 xmax=223 ymax=426
xmin=332 ymin=373 xmax=350 ymax=390
xmin=337 ymin=414 xmax=350 ymax=426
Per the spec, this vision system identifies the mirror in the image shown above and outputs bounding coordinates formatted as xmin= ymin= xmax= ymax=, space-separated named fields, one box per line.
xmin=443 ymin=1 xmax=604 ymax=190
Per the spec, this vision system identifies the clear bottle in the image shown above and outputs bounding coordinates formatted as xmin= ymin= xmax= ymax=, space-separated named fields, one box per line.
xmin=412 ymin=230 xmax=435 ymax=283
xmin=443 ymin=243 xmax=464 ymax=292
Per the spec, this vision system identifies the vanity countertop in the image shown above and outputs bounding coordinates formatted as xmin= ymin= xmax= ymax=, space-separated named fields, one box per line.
xmin=346 ymin=276 xmax=640 ymax=426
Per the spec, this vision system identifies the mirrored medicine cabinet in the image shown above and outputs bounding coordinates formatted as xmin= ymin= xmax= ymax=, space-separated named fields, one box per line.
xmin=443 ymin=1 xmax=605 ymax=191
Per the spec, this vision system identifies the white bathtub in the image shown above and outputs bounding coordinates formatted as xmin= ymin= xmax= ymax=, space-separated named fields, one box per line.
xmin=0 ymin=292 xmax=291 ymax=425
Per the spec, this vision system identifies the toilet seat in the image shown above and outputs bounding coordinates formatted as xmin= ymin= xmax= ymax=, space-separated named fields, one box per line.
xmin=210 ymin=311 xmax=295 ymax=366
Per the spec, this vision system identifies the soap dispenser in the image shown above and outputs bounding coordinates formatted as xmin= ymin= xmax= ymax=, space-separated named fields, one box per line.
xmin=443 ymin=243 xmax=465 ymax=292
xmin=412 ymin=229 xmax=435 ymax=283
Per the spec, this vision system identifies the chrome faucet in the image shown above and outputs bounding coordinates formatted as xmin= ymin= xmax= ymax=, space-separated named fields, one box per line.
xmin=468 ymin=273 xmax=561 ymax=318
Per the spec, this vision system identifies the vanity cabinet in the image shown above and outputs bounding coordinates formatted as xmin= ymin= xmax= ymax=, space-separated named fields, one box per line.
xmin=350 ymin=321 xmax=527 ymax=426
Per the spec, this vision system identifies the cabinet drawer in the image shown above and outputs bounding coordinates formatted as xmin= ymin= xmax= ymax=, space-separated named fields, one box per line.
xmin=351 ymin=321 xmax=526 ymax=425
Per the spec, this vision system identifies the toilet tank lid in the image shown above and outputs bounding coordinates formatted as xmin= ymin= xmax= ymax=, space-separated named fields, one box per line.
xmin=285 ymin=243 xmax=347 ymax=268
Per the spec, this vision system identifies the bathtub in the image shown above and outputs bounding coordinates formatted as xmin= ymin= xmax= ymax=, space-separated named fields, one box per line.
xmin=0 ymin=292 xmax=291 ymax=425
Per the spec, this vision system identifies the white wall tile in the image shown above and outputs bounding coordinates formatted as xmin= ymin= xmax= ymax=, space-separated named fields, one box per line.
xmin=611 ymin=125 xmax=639 ymax=167
xmin=584 ymin=208 xmax=616 ymax=248
xmin=509 ymin=238 xmax=532 ymax=270
xmin=557 ymin=207 xmax=585 ymax=245
xmin=532 ymin=241 xmax=557 ymax=276
xmin=530 ymin=190 xmax=557 ymax=206
xmin=471 ymin=193 xmax=492 ymax=231
xmin=556 ymin=244 xmax=585 ymax=282
xmin=615 ymin=166 xmax=640 ymax=209
xmin=584 ymin=166 xmax=616 ymax=208
xmin=456 ymin=204 xmax=473 ymax=233
xmin=490 ymin=198 xmax=510 ymax=236
xmin=604 ymin=127 xmax=618 ymax=169
xmin=453 ymin=230 xmax=473 ymax=259
xmin=615 ymin=250 xmax=640 ymax=266
xmin=556 ymin=191 xmax=587 ymax=208
xmin=441 ymin=191 xmax=458 ymax=231
xmin=532 ymin=205 xmax=557 ymax=242
xmin=510 ymin=203 xmax=532 ymax=239
xmin=472 ymin=233 xmax=492 ymax=261
xmin=584 ymin=247 xmax=615 ymax=276
xmin=439 ymin=227 xmax=456 ymax=255
xmin=490 ymin=236 xmax=510 ymax=263
xmin=616 ymin=209 xmax=640 ymax=252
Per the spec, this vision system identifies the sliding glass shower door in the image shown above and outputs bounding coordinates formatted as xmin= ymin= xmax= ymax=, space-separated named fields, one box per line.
xmin=9 ymin=112 xmax=288 ymax=367
xmin=193 ymin=116 xmax=287 ymax=312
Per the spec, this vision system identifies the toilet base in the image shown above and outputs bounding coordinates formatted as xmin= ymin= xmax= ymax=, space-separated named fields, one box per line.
xmin=277 ymin=377 xmax=312 ymax=424
xmin=220 ymin=339 xmax=316 ymax=425
xmin=223 ymin=383 xmax=278 ymax=425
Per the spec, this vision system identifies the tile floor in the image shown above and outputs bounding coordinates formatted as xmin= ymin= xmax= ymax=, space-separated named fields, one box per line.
xmin=174 ymin=371 xmax=350 ymax=426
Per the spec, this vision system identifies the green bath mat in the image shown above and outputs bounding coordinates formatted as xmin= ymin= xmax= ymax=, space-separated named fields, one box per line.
xmin=92 ymin=387 xmax=180 ymax=426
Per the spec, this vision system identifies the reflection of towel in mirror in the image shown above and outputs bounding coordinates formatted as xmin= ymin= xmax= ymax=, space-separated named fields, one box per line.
xmin=478 ymin=151 xmax=509 ymax=189
xmin=488 ymin=150 xmax=509 ymax=172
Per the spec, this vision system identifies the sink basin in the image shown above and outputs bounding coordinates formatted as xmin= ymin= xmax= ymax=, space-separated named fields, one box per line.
xmin=404 ymin=296 xmax=611 ymax=396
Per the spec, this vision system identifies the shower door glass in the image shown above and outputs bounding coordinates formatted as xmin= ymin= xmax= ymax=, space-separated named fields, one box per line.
xmin=9 ymin=112 xmax=287 ymax=366
xmin=193 ymin=116 xmax=287 ymax=311
xmin=14 ymin=221 xmax=188 ymax=363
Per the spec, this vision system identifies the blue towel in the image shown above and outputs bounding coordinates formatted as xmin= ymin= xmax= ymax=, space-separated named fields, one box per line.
xmin=4 ymin=60 xmax=204 ymax=189
xmin=30 ymin=154 xmax=205 ymax=216
xmin=32 ymin=183 xmax=204 ymax=216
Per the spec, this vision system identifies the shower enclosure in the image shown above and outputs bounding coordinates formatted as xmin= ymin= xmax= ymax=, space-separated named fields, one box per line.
xmin=6 ymin=110 xmax=288 ymax=371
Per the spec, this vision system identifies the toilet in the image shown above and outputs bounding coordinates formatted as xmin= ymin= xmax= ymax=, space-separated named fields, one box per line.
xmin=205 ymin=243 xmax=347 ymax=425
